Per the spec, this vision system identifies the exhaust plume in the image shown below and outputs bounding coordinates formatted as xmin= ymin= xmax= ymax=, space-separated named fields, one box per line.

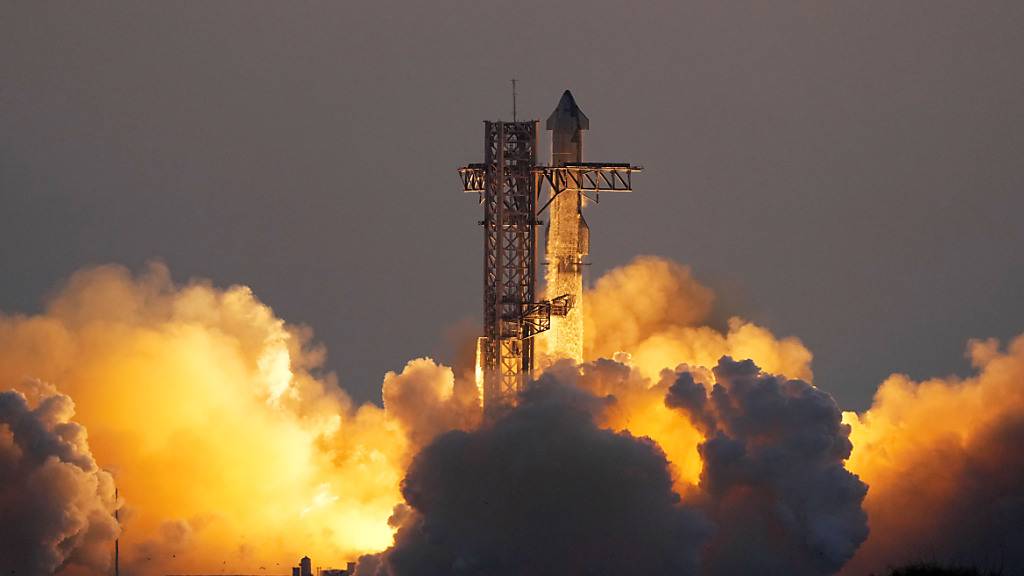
xmin=5 ymin=255 xmax=1023 ymax=575
xmin=666 ymin=358 xmax=869 ymax=576
xmin=0 ymin=382 xmax=119 ymax=575
xmin=382 ymin=358 xmax=479 ymax=449
xmin=0 ymin=263 xmax=470 ymax=574
xmin=359 ymin=355 xmax=868 ymax=576
xmin=576 ymin=256 xmax=1024 ymax=574
xmin=358 ymin=380 xmax=710 ymax=576
xmin=582 ymin=256 xmax=813 ymax=382
xmin=841 ymin=336 xmax=1024 ymax=574
xmin=560 ymin=256 xmax=816 ymax=490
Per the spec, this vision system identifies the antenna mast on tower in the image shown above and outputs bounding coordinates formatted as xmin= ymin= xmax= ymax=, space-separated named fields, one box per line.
xmin=512 ymin=78 xmax=517 ymax=121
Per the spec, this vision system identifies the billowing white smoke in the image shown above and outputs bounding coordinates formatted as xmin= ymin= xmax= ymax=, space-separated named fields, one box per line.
xmin=0 ymin=263 xmax=474 ymax=575
xmin=382 ymin=358 xmax=479 ymax=449
xmin=359 ymin=356 xmax=867 ymax=576
xmin=583 ymin=256 xmax=814 ymax=383
xmin=6 ymin=256 xmax=1024 ymax=576
xmin=0 ymin=381 xmax=119 ymax=575
xmin=358 ymin=381 xmax=710 ymax=576
xmin=666 ymin=358 xmax=868 ymax=576
xmin=841 ymin=336 xmax=1024 ymax=574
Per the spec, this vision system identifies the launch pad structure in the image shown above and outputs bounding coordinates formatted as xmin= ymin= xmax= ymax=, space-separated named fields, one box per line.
xmin=459 ymin=90 xmax=640 ymax=420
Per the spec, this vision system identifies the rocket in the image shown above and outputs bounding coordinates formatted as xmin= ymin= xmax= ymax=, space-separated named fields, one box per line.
xmin=546 ymin=90 xmax=591 ymax=259
xmin=544 ymin=91 xmax=590 ymax=362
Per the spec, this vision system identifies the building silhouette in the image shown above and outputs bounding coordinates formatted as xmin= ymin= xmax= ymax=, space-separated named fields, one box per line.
xmin=292 ymin=556 xmax=354 ymax=576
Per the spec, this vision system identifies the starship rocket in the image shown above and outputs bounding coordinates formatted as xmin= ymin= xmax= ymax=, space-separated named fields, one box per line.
xmin=544 ymin=90 xmax=590 ymax=363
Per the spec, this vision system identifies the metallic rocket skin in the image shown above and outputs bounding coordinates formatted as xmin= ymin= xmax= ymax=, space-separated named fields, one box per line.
xmin=544 ymin=91 xmax=589 ymax=362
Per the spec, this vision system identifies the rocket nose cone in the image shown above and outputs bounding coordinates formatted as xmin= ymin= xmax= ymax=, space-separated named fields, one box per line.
xmin=546 ymin=90 xmax=590 ymax=131
xmin=557 ymin=90 xmax=577 ymax=110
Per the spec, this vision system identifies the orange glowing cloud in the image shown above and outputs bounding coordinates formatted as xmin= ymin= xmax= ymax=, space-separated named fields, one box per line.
xmin=0 ymin=264 xmax=470 ymax=575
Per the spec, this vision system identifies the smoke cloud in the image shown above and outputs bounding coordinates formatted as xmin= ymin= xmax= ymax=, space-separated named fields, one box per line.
xmin=0 ymin=256 xmax=820 ymax=575
xmin=4 ymin=255 xmax=1024 ymax=575
xmin=540 ymin=357 xmax=708 ymax=488
xmin=353 ymin=256 xmax=862 ymax=576
xmin=565 ymin=256 xmax=821 ymax=492
xmin=0 ymin=263 xmax=472 ymax=574
xmin=382 ymin=358 xmax=479 ymax=449
xmin=0 ymin=381 xmax=119 ymax=575
xmin=361 ymin=355 xmax=869 ymax=576
xmin=578 ymin=256 xmax=1024 ymax=575
xmin=842 ymin=336 xmax=1024 ymax=574
xmin=582 ymin=256 xmax=814 ymax=383
xmin=360 ymin=380 xmax=710 ymax=576
xmin=666 ymin=358 xmax=869 ymax=576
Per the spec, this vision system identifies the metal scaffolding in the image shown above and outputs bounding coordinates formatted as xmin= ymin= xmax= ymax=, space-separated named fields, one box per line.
xmin=460 ymin=121 xmax=548 ymax=418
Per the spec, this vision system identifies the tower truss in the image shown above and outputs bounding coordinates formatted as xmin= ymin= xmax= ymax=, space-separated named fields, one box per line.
xmin=460 ymin=121 xmax=550 ymax=419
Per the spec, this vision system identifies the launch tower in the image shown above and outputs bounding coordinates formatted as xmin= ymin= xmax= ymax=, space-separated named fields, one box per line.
xmin=459 ymin=91 xmax=639 ymax=420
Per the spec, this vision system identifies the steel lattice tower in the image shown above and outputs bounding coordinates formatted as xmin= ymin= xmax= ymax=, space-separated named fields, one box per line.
xmin=483 ymin=120 xmax=538 ymax=413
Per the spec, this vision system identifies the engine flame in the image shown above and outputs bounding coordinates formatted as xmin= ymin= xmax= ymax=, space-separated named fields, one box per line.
xmin=474 ymin=336 xmax=485 ymax=402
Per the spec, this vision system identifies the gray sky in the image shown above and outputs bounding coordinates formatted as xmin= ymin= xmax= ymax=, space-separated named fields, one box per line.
xmin=2 ymin=2 xmax=1022 ymax=410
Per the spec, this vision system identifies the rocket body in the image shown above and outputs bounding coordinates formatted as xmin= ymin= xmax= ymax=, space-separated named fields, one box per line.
xmin=545 ymin=91 xmax=589 ymax=363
